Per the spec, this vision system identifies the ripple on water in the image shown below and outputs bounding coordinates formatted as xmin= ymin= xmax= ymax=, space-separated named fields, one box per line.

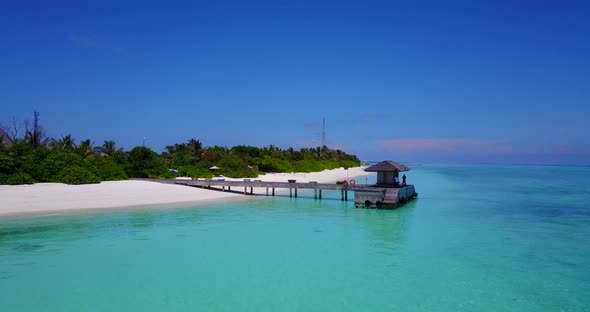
xmin=131 ymin=237 xmax=152 ymax=241
xmin=12 ymin=243 xmax=44 ymax=252
xmin=0 ymin=273 xmax=16 ymax=279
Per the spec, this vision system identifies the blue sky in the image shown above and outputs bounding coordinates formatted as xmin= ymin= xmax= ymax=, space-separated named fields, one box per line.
xmin=1 ymin=0 xmax=589 ymax=165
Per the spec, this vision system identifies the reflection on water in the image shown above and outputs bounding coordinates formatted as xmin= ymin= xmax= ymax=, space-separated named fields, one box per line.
xmin=353 ymin=206 xmax=412 ymax=256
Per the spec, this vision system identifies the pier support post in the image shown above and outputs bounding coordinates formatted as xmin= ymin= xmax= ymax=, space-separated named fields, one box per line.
xmin=272 ymin=188 xmax=275 ymax=196
xmin=266 ymin=187 xmax=269 ymax=196
xmin=345 ymin=190 xmax=348 ymax=201
xmin=314 ymin=189 xmax=317 ymax=199
xmin=228 ymin=186 xmax=231 ymax=191
xmin=244 ymin=187 xmax=247 ymax=195
xmin=319 ymin=190 xmax=322 ymax=199
xmin=222 ymin=186 xmax=225 ymax=192
xmin=289 ymin=188 xmax=292 ymax=198
xmin=341 ymin=190 xmax=344 ymax=201
xmin=250 ymin=187 xmax=253 ymax=195
xmin=295 ymin=188 xmax=298 ymax=198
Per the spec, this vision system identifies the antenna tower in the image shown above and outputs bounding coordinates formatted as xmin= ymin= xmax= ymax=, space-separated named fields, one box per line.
xmin=321 ymin=118 xmax=326 ymax=148
xmin=34 ymin=111 xmax=39 ymax=133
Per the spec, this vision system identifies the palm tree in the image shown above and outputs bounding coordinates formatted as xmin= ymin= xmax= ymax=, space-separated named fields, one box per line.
xmin=102 ymin=140 xmax=116 ymax=156
xmin=76 ymin=139 xmax=95 ymax=158
xmin=25 ymin=128 xmax=49 ymax=150
xmin=50 ymin=135 xmax=75 ymax=152
xmin=165 ymin=144 xmax=177 ymax=155
xmin=187 ymin=138 xmax=203 ymax=162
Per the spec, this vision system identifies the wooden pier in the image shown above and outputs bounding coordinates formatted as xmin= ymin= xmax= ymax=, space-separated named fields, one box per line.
xmin=173 ymin=178 xmax=417 ymax=209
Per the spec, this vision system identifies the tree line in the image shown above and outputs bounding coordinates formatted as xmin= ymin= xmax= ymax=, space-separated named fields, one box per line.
xmin=0 ymin=117 xmax=360 ymax=185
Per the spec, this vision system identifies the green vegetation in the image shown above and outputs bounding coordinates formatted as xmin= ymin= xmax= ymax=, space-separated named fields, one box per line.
xmin=162 ymin=142 xmax=359 ymax=179
xmin=127 ymin=146 xmax=168 ymax=178
xmin=56 ymin=166 xmax=101 ymax=185
xmin=86 ymin=156 xmax=128 ymax=181
xmin=1 ymin=117 xmax=360 ymax=185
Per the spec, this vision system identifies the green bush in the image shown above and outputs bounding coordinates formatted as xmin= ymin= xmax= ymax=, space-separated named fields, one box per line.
xmin=146 ymin=169 xmax=175 ymax=179
xmin=0 ymin=172 xmax=35 ymax=185
xmin=217 ymin=156 xmax=258 ymax=178
xmin=339 ymin=160 xmax=360 ymax=169
xmin=56 ymin=166 xmax=101 ymax=185
xmin=143 ymin=157 xmax=169 ymax=178
xmin=41 ymin=152 xmax=84 ymax=182
xmin=127 ymin=146 xmax=167 ymax=178
xmin=0 ymin=154 xmax=15 ymax=174
xmin=83 ymin=161 xmax=101 ymax=178
xmin=13 ymin=154 xmax=44 ymax=181
xmin=176 ymin=165 xmax=213 ymax=179
xmin=86 ymin=156 xmax=128 ymax=181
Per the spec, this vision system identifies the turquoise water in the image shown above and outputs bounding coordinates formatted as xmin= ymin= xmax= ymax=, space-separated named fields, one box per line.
xmin=1 ymin=165 xmax=589 ymax=311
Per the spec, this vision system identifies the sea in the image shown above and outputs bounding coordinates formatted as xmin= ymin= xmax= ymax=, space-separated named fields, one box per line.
xmin=1 ymin=165 xmax=589 ymax=311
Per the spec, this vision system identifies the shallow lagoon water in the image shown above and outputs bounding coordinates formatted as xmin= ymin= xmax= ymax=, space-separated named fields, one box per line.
xmin=1 ymin=165 xmax=589 ymax=311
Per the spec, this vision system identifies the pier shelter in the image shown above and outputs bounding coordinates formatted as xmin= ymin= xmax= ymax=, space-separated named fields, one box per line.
xmin=364 ymin=161 xmax=410 ymax=187
xmin=354 ymin=160 xmax=417 ymax=208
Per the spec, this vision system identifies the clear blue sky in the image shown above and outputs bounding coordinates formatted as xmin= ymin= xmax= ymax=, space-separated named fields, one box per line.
xmin=1 ymin=0 xmax=589 ymax=165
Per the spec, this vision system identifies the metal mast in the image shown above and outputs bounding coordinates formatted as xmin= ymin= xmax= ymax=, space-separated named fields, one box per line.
xmin=321 ymin=118 xmax=326 ymax=148
xmin=34 ymin=111 xmax=39 ymax=133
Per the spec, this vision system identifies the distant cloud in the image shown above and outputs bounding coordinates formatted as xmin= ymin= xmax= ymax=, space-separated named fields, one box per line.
xmin=377 ymin=138 xmax=590 ymax=156
xmin=68 ymin=33 xmax=97 ymax=48
xmin=377 ymin=138 xmax=508 ymax=154
xmin=532 ymin=144 xmax=590 ymax=156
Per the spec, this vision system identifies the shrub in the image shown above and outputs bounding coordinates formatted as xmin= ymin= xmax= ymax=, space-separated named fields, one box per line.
xmin=0 ymin=172 xmax=35 ymax=185
xmin=127 ymin=146 xmax=167 ymax=178
xmin=0 ymin=154 xmax=15 ymax=174
xmin=146 ymin=169 xmax=174 ymax=179
xmin=217 ymin=156 xmax=258 ymax=178
xmin=41 ymin=152 xmax=84 ymax=182
xmin=86 ymin=156 xmax=128 ymax=181
xmin=56 ymin=166 xmax=101 ymax=185
xmin=176 ymin=165 xmax=213 ymax=179
xmin=143 ymin=157 xmax=169 ymax=178
xmin=12 ymin=154 xmax=44 ymax=181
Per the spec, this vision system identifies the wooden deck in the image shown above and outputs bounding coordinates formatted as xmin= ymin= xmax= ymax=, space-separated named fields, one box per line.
xmin=173 ymin=179 xmax=418 ymax=209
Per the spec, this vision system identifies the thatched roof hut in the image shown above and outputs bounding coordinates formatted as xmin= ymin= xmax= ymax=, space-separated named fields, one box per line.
xmin=365 ymin=160 xmax=410 ymax=187
xmin=364 ymin=161 xmax=410 ymax=172
xmin=0 ymin=129 xmax=12 ymax=146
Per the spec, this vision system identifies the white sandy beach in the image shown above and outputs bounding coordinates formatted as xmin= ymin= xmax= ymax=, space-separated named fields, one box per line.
xmin=227 ymin=166 xmax=368 ymax=183
xmin=0 ymin=167 xmax=369 ymax=217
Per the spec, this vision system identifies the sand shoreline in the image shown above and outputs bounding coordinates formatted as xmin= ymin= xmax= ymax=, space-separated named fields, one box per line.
xmin=0 ymin=167 xmax=370 ymax=218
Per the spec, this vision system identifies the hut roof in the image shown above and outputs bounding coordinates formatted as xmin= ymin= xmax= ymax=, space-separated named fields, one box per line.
xmin=0 ymin=129 xmax=12 ymax=146
xmin=365 ymin=160 xmax=410 ymax=172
